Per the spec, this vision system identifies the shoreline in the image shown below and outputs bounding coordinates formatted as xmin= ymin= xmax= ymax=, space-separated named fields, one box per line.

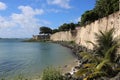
xmin=51 ymin=41 xmax=92 ymax=74
xmin=33 ymin=41 xmax=85 ymax=80
xmin=53 ymin=41 xmax=120 ymax=80
xmin=59 ymin=58 xmax=79 ymax=75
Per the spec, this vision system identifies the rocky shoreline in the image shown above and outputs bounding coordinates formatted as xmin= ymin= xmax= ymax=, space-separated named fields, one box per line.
xmin=52 ymin=41 xmax=93 ymax=57
xmin=52 ymin=41 xmax=92 ymax=79
xmin=52 ymin=41 xmax=120 ymax=80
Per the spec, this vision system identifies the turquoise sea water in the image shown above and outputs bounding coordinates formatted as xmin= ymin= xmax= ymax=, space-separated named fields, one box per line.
xmin=0 ymin=39 xmax=75 ymax=79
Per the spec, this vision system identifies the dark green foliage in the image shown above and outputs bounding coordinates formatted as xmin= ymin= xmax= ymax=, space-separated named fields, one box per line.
xmin=80 ymin=10 xmax=99 ymax=26
xmin=58 ymin=23 xmax=69 ymax=31
xmin=52 ymin=29 xmax=59 ymax=34
xmin=76 ymin=21 xmax=81 ymax=26
xmin=76 ymin=28 xmax=120 ymax=79
xmin=69 ymin=41 xmax=75 ymax=44
xmin=94 ymin=28 xmax=118 ymax=62
xmin=80 ymin=0 xmax=119 ymax=26
xmin=94 ymin=0 xmax=119 ymax=18
xmin=40 ymin=26 xmax=52 ymax=34
xmin=69 ymin=23 xmax=76 ymax=30
xmin=40 ymin=22 xmax=78 ymax=35
xmin=59 ymin=23 xmax=76 ymax=31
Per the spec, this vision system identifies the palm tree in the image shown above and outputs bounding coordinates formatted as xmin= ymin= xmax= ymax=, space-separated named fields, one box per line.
xmin=75 ymin=28 xmax=120 ymax=80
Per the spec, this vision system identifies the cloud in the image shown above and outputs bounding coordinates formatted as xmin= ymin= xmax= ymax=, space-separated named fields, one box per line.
xmin=0 ymin=6 xmax=50 ymax=38
xmin=11 ymin=5 xmax=44 ymax=28
xmin=18 ymin=6 xmax=44 ymax=16
xmin=0 ymin=16 xmax=16 ymax=28
xmin=47 ymin=8 xmax=62 ymax=13
xmin=0 ymin=2 xmax=7 ymax=10
xmin=47 ymin=0 xmax=71 ymax=9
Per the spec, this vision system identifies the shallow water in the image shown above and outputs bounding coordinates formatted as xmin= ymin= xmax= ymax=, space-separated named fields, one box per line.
xmin=0 ymin=39 xmax=75 ymax=79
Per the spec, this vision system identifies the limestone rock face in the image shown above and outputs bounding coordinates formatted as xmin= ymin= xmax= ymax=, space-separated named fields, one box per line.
xmin=50 ymin=11 xmax=120 ymax=51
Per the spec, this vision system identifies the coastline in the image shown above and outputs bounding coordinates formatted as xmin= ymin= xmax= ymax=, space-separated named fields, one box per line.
xmin=51 ymin=41 xmax=92 ymax=74
xmin=53 ymin=41 xmax=120 ymax=80
xmin=24 ymin=41 xmax=119 ymax=80
xmin=59 ymin=58 xmax=79 ymax=74
xmin=33 ymin=41 xmax=85 ymax=80
xmin=32 ymin=59 xmax=80 ymax=80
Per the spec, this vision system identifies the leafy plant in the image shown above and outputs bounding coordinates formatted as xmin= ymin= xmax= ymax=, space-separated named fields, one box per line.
xmin=75 ymin=28 xmax=120 ymax=80
xmin=41 ymin=67 xmax=63 ymax=80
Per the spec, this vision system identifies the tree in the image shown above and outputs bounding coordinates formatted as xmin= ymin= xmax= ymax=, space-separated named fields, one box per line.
xmin=80 ymin=0 xmax=119 ymax=26
xmin=94 ymin=0 xmax=119 ymax=18
xmin=58 ymin=23 xmax=76 ymax=31
xmin=52 ymin=29 xmax=59 ymax=34
xmin=111 ymin=0 xmax=119 ymax=12
xmin=39 ymin=26 xmax=52 ymax=35
xmin=81 ymin=10 xmax=98 ymax=26
xmin=75 ymin=28 xmax=120 ymax=79
xmin=76 ymin=21 xmax=81 ymax=26
xmin=69 ymin=23 xmax=76 ymax=30
xmin=94 ymin=28 xmax=118 ymax=60
xmin=59 ymin=23 xmax=70 ymax=31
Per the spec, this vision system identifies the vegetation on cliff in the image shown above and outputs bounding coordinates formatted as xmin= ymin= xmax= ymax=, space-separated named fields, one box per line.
xmin=80 ymin=0 xmax=119 ymax=26
xmin=39 ymin=26 xmax=52 ymax=35
xmin=39 ymin=0 xmax=119 ymax=34
xmin=40 ymin=28 xmax=120 ymax=80
xmin=75 ymin=28 xmax=120 ymax=80
xmin=39 ymin=22 xmax=78 ymax=35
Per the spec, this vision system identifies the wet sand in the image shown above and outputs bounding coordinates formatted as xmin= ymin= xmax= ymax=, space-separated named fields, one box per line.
xmin=59 ymin=58 xmax=79 ymax=74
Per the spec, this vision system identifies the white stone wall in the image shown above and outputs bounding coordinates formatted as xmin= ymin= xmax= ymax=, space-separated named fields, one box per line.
xmin=50 ymin=11 xmax=120 ymax=49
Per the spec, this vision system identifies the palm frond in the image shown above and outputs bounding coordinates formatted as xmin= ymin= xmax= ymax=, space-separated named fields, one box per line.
xmin=95 ymin=59 xmax=109 ymax=71
xmin=84 ymin=71 xmax=107 ymax=80
xmin=114 ymin=68 xmax=120 ymax=72
xmin=80 ymin=52 xmax=101 ymax=63
xmin=83 ymin=63 xmax=96 ymax=68
xmin=104 ymin=44 xmax=118 ymax=61
xmin=86 ymin=41 xmax=97 ymax=47
xmin=77 ymin=28 xmax=119 ymax=79
xmin=75 ymin=68 xmax=92 ymax=77
xmin=94 ymin=28 xmax=116 ymax=57
xmin=99 ymin=30 xmax=106 ymax=38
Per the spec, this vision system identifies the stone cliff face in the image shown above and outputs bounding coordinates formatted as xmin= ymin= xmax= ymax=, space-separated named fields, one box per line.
xmin=50 ymin=11 xmax=120 ymax=50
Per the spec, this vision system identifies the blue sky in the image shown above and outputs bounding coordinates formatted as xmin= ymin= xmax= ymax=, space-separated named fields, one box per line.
xmin=0 ymin=0 xmax=96 ymax=38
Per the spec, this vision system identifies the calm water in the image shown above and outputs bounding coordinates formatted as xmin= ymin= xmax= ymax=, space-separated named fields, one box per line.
xmin=0 ymin=39 xmax=75 ymax=79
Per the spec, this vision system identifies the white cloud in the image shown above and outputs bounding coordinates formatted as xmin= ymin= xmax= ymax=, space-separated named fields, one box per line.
xmin=47 ymin=0 xmax=71 ymax=9
xmin=0 ymin=6 xmax=50 ymax=38
xmin=0 ymin=16 xmax=16 ymax=28
xmin=18 ymin=6 xmax=44 ymax=16
xmin=0 ymin=2 xmax=7 ymax=10
xmin=47 ymin=8 xmax=62 ymax=13
xmin=11 ymin=6 xmax=45 ymax=29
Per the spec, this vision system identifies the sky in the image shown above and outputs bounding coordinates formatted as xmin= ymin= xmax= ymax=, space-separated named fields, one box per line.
xmin=0 ymin=0 xmax=96 ymax=38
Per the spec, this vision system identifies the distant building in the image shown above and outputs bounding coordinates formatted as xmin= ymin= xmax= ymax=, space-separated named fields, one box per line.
xmin=32 ymin=34 xmax=50 ymax=40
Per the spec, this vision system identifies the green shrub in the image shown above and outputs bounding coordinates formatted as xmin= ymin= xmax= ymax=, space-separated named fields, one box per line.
xmin=76 ymin=28 xmax=120 ymax=79
xmin=42 ymin=67 xmax=63 ymax=80
xmin=69 ymin=41 xmax=75 ymax=44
